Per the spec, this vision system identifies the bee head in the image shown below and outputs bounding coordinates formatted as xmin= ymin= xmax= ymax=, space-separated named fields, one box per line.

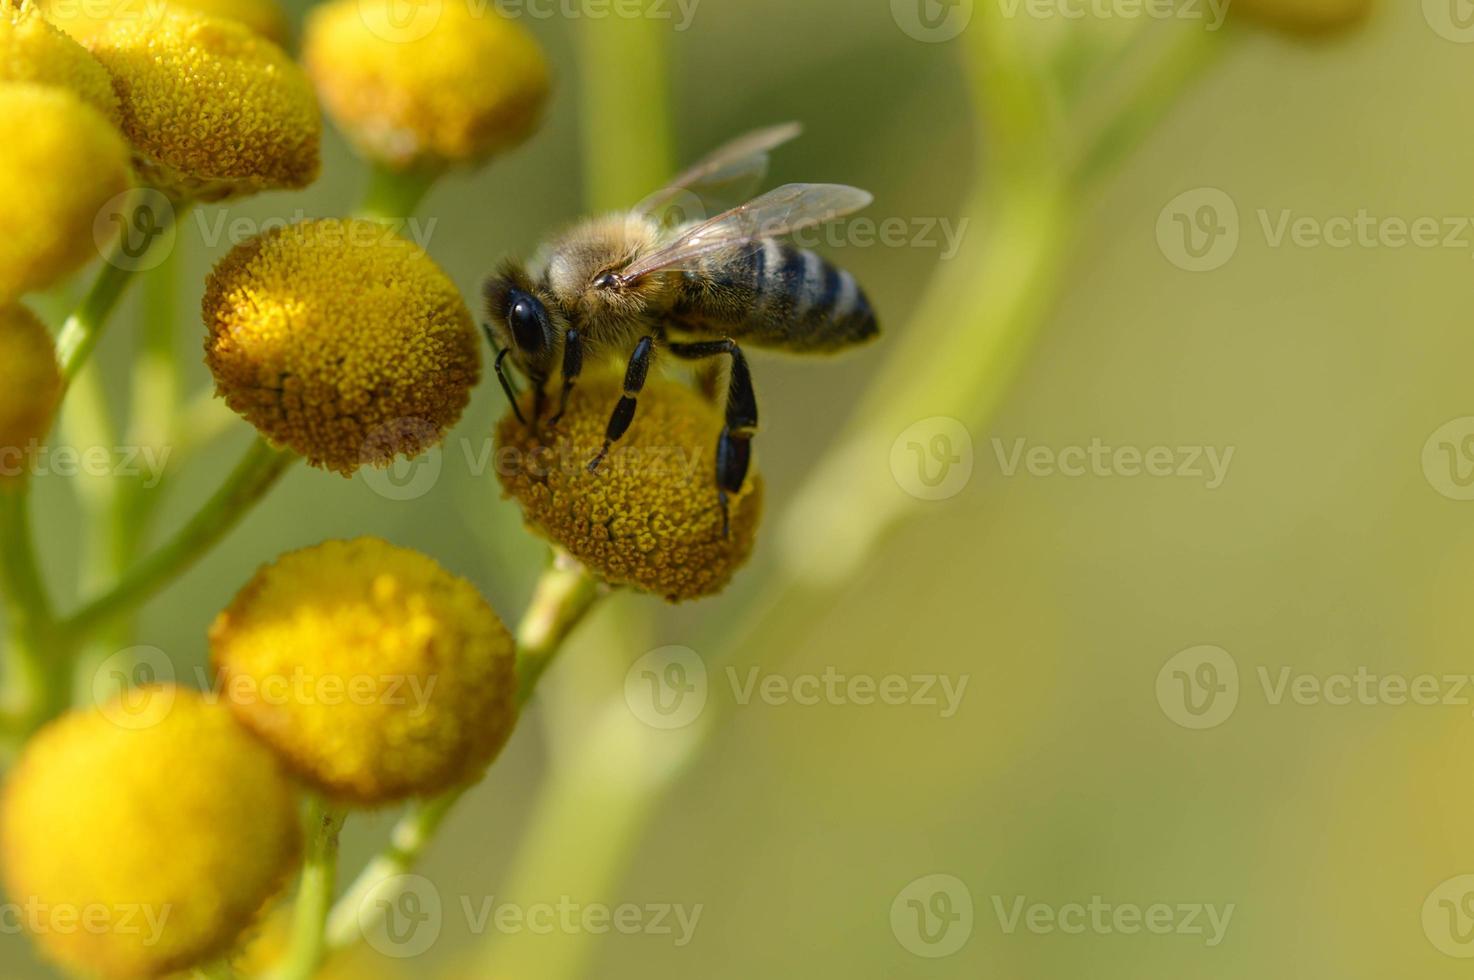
xmin=483 ymin=262 xmax=558 ymax=385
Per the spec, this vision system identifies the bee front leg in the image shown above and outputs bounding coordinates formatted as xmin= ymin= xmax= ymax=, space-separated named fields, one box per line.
xmin=548 ymin=327 xmax=582 ymax=430
xmin=666 ymin=339 xmax=757 ymax=538
xmin=588 ymin=335 xmax=655 ymax=473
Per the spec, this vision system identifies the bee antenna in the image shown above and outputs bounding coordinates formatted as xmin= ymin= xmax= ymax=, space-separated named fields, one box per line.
xmin=493 ymin=346 xmax=527 ymax=426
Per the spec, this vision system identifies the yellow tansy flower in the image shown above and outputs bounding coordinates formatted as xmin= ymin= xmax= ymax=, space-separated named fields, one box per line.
xmin=42 ymin=0 xmax=290 ymax=47
xmin=0 ymin=84 xmax=133 ymax=302
xmin=1232 ymin=0 xmax=1373 ymax=35
xmin=303 ymin=0 xmax=550 ymax=172
xmin=210 ymin=538 xmax=519 ymax=805
xmin=203 ymin=219 xmax=480 ymax=475
xmin=0 ymin=687 xmax=300 ymax=980
xmin=0 ymin=305 xmax=61 ymax=470
xmin=496 ymin=373 xmax=763 ymax=602
xmin=86 ymin=9 xmax=319 ymax=201
xmin=0 ymin=0 xmax=119 ymax=121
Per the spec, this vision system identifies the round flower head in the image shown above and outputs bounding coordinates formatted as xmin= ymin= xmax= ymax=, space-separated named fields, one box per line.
xmin=303 ymin=0 xmax=551 ymax=172
xmin=86 ymin=9 xmax=319 ymax=201
xmin=1231 ymin=0 xmax=1372 ymax=35
xmin=0 ymin=687 xmax=300 ymax=979
xmin=0 ymin=85 xmax=132 ymax=302
xmin=203 ymin=219 xmax=480 ymax=475
xmin=0 ymin=305 xmax=61 ymax=467
xmin=210 ymin=538 xmax=519 ymax=804
xmin=43 ymin=0 xmax=290 ymax=47
xmin=1 ymin=0 xmax=119 ymax=121
xmin=496 ymin=373 xmax=763 ymax=602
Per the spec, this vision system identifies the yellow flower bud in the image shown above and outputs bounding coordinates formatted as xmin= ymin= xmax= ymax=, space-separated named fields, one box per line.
xmin=303 ymin=0 xmax=551 ymax=172
xmin=0 ymin=84 xmax=132 ymax=302
xmin=203 ymin=218 xmax=480 ymax=475
xmin=209 ymin=538 xmax=519 ymax=804
xmin=0 ymin=305 xmax=61 ymax=466
xmin=0 ymin=687 xmax=300 ymax=980
xmin=86 ymin=9 xmax=319 ymax=201
xmin=1232 ymin=0 xmax=1372 ymax=35
xmin=0 ymin=0 xmax=119 ymax=121
xmin=496 ymin=373 xmax=763 ymax=602
xmin=43 ymin=0 xmax=290 ymax=47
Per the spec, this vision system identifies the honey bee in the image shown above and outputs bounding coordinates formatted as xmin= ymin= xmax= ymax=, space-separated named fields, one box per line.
xmin=483 ymin=122 xmax=879 ymax=534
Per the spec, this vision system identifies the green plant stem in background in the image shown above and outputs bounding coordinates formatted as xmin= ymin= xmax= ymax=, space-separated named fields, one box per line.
xmin=265 ymin=798 xmax=347 ymax=980
xmin=323 ymin=555 xmax=601 ymax=955
xmin=574 ymin=16 xmax=673 ymax=211
xmin=356 ymin=163 xmax=438 ymax=224
xmin=63 ymin=437 xmax=296 ymax=641
xmin=0 ymin=482 xmax=67 ymax=739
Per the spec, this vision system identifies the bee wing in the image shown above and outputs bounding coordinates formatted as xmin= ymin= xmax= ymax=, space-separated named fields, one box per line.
xmin=621 ymin=183 xmax=874 ymax=280
xmin=635 ymin=122 xmax=804 ymax=222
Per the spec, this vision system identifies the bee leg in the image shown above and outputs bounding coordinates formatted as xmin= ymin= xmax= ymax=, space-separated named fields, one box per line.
xmin=666 ymin=339 xmax=757 ymax=538
xmin=548 ymin=327 xmax=582 ymax=430
xmin=588 ymin=335 xmax=655 ymax=473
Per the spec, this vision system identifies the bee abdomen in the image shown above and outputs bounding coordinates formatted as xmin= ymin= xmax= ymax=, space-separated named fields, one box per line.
xmin=760 ymin=242 xmax=877 ymax=351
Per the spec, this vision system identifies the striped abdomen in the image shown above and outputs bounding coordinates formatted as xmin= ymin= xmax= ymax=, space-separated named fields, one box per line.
xmin=671 ymin=240 xmax=878 ymax=352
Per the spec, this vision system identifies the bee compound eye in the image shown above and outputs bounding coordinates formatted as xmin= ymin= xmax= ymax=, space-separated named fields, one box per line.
xmin=507 ymin=292 xmax=547 ymax=353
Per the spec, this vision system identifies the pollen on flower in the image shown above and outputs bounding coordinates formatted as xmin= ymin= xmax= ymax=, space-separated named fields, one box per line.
xmin=1231 ymin=0 xmax=1372 ymax=35
xmin=42 ymin=0 xmax=290 ymax=47
xmin=303 ymin=0 xmax=551 ymax=172
xmin=0 ymin=85 xmax=132 ymax=303
xmin=496 ymin=373 xmax=763 ymax=602
xmin=209 ymin=538 xmax=519 ymax=805
xmin=0 ymin=686 xmax=300 ymax=980
xmin=203 ymin=218 xmax=480 ymax=475
xmin=1 ymin=0 xmax=120 ymax=122
xmin=0 ymin=305 xmax=61 ymax=466
xmin=85 ymin=9 xmax=320 ymax=201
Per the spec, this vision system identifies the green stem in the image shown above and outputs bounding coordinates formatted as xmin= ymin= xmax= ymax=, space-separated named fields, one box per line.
xmin=0 ymin=481 xmax=66 ymax=736
xmin=356 ymin=163 xmax=438 ymax=224
xmin=323 ymin=555 xmax=601 ymax=955
xmin=63 ymin=437 xmax=296 ymax=641
xmin=575 ymin=16 xmax=673 ymax=211
xmin=265 ymin=798 xmax=347 ymax=980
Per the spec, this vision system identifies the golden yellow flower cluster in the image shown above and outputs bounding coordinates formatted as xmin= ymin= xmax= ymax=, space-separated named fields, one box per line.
xmin=497 ymin=374 xmax=763 ymax=602
xmin=43 ymin=0 xmax=290 ymax=47
xmin=210 ymin=538 xmax=518 ymax=804
xmin=0 ymin=84 xmax=132 ymax=302
xmin=203 ymin=218 xmax=480 ymax=475
xmin=0 ymin=0 xmax=119 ymax=120
xmin=0 ymin=305 xmax=61 ymax=460
xmin=86 ymin=9 xmax=319 ymax=200
xmin=304 ymin=0 xmax=550 ymax=173
xmin=1 ymin=687 xmax=300 ymax=979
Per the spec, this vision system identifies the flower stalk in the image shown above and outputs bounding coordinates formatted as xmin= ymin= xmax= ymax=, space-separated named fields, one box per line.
xmin=264 ymin=798 xmax=348 ymax=980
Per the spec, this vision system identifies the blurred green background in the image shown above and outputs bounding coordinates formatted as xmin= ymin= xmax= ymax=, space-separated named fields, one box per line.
xmin=12 ymin=0 xmax=1474 ymax=976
